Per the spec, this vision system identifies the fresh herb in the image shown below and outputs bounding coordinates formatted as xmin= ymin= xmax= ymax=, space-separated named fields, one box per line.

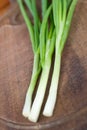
xmin=17 ymin=0 xmax=78 ymax=122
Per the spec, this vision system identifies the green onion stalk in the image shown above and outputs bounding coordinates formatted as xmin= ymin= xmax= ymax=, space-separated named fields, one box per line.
xmin=29 ymin=4 xmax=56 ymax=122
xmin=17 ymin=0 xmax=41 ymax=117
xmin=17 ymin=0 xmax=78 ymax=122
xmin=43 ymin=0 xmax=78 ymax=117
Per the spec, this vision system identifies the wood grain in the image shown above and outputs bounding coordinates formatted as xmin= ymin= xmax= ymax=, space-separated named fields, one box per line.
xmin=0 ymin=1 xmax=87 ymax=130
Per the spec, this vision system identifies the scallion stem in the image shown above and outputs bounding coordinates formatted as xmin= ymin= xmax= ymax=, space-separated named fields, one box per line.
xmin=22 ymin=51 xmax=41 ymax=117
xmin=43 ymin=0 xmax=78 ymax=117
xmin=43 ymin=53 xmax=61 ymax=116
xmin=29 ymin=57 xmax=51 ymax=122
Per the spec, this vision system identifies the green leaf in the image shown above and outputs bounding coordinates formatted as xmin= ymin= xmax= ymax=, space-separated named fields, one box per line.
xmin=17 ymin=0 xmax=35 ymax=53
xmin=41 ymin=0 xmax=48 ymax=18
xmin=40 ymin=5 xmax=52 ymax=67
xmin=24 ymin=0 xmax=33 ymax=15
xmin=60 ymin=0 xmax=78 ymax=52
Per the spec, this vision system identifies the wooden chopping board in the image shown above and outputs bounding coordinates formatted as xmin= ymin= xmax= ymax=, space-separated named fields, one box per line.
xmin=0 ymin=1 xmax=87 ymax=130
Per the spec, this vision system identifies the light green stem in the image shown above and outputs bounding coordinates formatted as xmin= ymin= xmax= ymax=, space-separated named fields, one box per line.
xmin=43 ymin=52 xmax=61 ymax=116
xmin=17 ymin=0 xmax=35 ymax=53
xmin=22 ymin=52 xmax=41 ymax=117
xmin=29 ymin=58 xmax=51 ymax=122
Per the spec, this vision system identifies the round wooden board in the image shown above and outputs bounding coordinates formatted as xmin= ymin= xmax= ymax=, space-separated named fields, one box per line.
xmin=0 ymin=1 xmax=87 ymax=130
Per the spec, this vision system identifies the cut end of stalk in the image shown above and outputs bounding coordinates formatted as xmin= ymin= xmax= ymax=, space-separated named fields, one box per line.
xmin=22 ymin=105 xmax=30 ymax=118
xmin=42 ymin=91 xmax=58 ymax=117
xmin=28 ymin=98 xmax=41 ymax=122
xmin=43 ymin=101 xmax=53 ymax=117
xmin=28 ymin=114 xmax=38 ymax=123
xmin=22 ymin=97 xmax=31 ymax=118
xmin=22 ymin=110 xmax=29 ymax=118
xmin=43 ymin=110 xmax=53 ymax=117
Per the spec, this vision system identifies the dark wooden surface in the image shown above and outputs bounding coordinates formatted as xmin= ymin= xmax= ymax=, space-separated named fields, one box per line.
xmin=0 ymin=1 xmax=87 ymax=130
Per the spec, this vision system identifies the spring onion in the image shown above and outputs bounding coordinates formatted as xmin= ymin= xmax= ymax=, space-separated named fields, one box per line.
xmin=29 ymin=5 xmax=56 ymax=122
xmin=17 ymin=0 xmax=41 ymax=117
xmin=17 ymin=0 xmax=78 ymax=122
xmin=43 ymin=0 xmax=78 ymax=117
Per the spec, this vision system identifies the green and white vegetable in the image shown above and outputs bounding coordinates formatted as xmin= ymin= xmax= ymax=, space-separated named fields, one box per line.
xmin=43 ymin=0 xmax=78 ymax=117
xmin=17 ymin=0 xmax=78 ymax=122
xmin=17 ymin=0 xmax=41 ymax=117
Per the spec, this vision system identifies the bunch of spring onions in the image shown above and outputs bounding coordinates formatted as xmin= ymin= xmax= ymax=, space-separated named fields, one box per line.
xmin=17 ymin=0 xmax=78 ymax=122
